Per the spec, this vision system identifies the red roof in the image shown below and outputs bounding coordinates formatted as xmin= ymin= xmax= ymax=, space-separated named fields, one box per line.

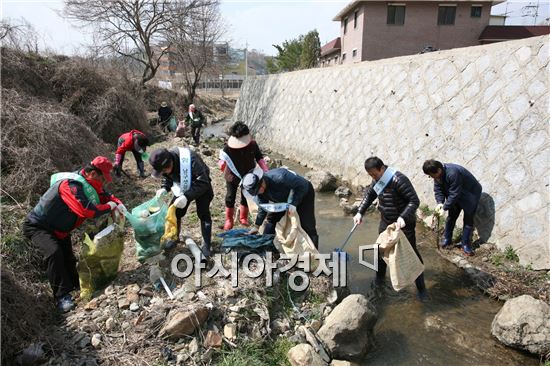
xmin=321 ymin=37 xmax=341 ymax=57
xmin=479 ymin=26 xmax=550 ymax=41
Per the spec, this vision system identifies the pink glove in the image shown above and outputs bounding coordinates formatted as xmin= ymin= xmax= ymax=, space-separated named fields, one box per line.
xmin=258 ymin=158 xmax=269 ymax=172
xmin=114 ymin=154 xmax=122 ymax=165
xmin=218 ymin=160 xmax=226 ymax=172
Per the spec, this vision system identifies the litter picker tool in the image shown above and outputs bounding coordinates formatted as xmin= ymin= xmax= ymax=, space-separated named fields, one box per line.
xmin=149 ymin=265 xmax=174 ymax=299
xmin=334 ymin=223 xmax=358 ymax=261
xmin=432 ymin=213 xmax=441 ymax=251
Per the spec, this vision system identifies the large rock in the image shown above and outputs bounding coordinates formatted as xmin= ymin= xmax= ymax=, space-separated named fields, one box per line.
xmin=306 ymin=171 xmax=338 ymax=192
xmin=287 ymin=344 xmax=328 ymax=366
xmin=334 ymin=186 xmax=352 ymax=198
xmin=491 ymin=295 xmax=550 ymax=355
xmin=158 ymin=306 xmax=210 ymax=339
xmin=317 ymin=294 xmax=377 ymax=360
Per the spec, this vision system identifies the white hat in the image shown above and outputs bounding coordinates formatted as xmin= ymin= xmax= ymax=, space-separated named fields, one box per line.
xmin=227 ymin=134 xmax=252 ymax=149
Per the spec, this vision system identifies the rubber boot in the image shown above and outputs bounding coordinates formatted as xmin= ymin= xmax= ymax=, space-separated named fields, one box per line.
xmin=137 ymin=161 xmax=146 ymax=178
xmin=415 ymin=273 xmax=428 ymax=301
xmin=239 ymin=205 xmax=249 ymax=226
xmin=461 ymin=225 xmax=475 ymax=256
xmin=309 ymin=233 xmax=319 ymax=249
xmin=200 ymin=220 xmax=212 ymax=258
xmin=441 ymin=219 xmax=455 ymax=249
xmin=223 ymin=208 xmax=235 ymax=231
xmin=374 ymin=256 xmax=386 ymax=287
xmin=263 ymin=222 xmax=276 ymax=236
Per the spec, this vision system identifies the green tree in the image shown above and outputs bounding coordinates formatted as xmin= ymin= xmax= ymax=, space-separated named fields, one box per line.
xmin=267 ymin=29 xmax=320 ymax=73
xmin=299 ymin=30 xmax=320 ymax=69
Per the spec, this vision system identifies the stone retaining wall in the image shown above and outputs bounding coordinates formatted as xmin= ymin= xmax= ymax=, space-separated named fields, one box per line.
xmin=234 ymin=36 xmax=550 ymax=270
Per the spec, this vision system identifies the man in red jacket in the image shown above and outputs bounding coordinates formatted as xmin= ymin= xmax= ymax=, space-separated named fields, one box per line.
xmin=23 ymin=156 xmax=123 ymax=312
xmin=114 ymin=130 xmax=150 ymax=178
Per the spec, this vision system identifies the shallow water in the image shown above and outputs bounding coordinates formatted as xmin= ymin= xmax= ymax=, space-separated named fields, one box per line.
xmin=281 ymin=157 xmax=539 ymax=366
xmin=207 ymin=122 xmax=538 ymax=365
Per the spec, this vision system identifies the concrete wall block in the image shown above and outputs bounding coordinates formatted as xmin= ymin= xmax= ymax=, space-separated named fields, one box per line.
xmin=536 ymin=41 xmax=549 ymax=67
xmin=475 ymin=54 xmax=491 ymax=73
xmin=515 ymin=46 xmax=533 ymax=64
xmin=506 ymin=95 xmax=532 ymax=122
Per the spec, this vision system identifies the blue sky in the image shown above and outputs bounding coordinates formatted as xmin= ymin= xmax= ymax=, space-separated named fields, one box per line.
xmin=2 ymin=0 xmax=549 ymax=56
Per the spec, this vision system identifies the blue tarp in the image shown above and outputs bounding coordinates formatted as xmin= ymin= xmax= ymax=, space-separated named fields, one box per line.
xmin=217 ymin=229 xmax=275 ymax=249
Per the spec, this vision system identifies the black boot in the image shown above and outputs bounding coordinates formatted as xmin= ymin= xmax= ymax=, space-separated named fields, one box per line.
xmin=263 ymin=222 xmax=276 ymax=235
xmin=441 ymin=219 xmax=455 ymax=248
xmin=137 ymin=161 xmax=146 ymax=178
xmin=461 ymin=225 xmax=475 ymax=256
xmin=415 ymin=273 xmax=428 ymax=301
xmin=200 ymin=220 xmax=212 ymax=257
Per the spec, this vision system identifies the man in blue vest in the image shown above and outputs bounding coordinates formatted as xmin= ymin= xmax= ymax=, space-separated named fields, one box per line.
xmin=422 ymin=159 xmax=482 ymax=256
xmin=23 ymin=156 xmax=123 ymax=312
xmin=241 ymin=168 xmax=319 ymax=248
xmin=149 ymin=147 xmax=213 ymax=256
xmin=354 ymin=156 xmax=427 ymax=300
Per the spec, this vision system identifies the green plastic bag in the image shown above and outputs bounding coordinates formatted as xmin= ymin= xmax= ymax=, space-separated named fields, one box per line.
xmin=78 ymin=216 xmax=125 ymax=300
xmin=168 ymin=116 xmax=178 ymax=132
xmin=125 ymin=196 xmax=168 ymax=262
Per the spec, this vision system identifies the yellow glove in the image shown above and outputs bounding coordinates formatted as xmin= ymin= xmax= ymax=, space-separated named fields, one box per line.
xmin=161 ymin=205 xmax=178 ymax=243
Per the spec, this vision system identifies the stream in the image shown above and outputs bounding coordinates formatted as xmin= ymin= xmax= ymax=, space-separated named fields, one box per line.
xmin=204 ymin=122 xmax=539 ymax=366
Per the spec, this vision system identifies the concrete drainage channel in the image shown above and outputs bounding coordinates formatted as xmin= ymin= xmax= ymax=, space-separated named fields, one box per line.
xmin=203 ymin=121 xmax=541 ymax=365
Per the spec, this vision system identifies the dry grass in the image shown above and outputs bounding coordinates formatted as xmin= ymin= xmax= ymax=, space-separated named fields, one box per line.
xmin=1 ymin=88 xmax=111 ymax=202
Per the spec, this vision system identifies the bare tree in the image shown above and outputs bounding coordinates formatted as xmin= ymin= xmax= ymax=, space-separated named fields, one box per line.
xmin=0 ymin=18 xmax=39 ymax=53
xmin=63 ymin=0 xmax=206 ymax=86
xmin=168 ymin=0 xmax=225 ymax=103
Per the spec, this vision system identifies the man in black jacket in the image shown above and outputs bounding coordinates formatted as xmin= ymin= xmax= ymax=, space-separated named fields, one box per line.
xmin=158 ymin=102 xmax=173 ymax=131
xmin=354 ymin=156 xmax=427 ymax=299
xmin=184 ymin=104 xmax=206 ymax=145
xmin=242 ymin=168 xmax=319 ymax=248
xmin=148 ymin=147 xmax=213 ymax=256
xmin=422 ymin=159 xmax=482 ymax=256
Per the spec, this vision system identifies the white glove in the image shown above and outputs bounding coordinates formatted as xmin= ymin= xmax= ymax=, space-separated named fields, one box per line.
xmin=116 ymin=203 xmax=127 ymax=214
xmin=174 ymin=195 xmax=188 ymax=209
xmin=287 ymin=204 xmax=297 ymax=214
xmin=155 ymin=188 xmax=167 ymax=198
xmin=353 ymin=213 xmax=363 ymax=225
xmin=247 ymin=226 xmax=259 ymax=235
xmin=107 ymin=202 xmax=117 ymax=210
xmin=435 ymin=203 xmax=444 ymax=217
xmin=396 ymin=217 xmax=406 ymax=229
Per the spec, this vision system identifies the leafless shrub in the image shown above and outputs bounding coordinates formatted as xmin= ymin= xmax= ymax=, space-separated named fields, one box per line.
xmin=0 ymin=17 xmax=39 ymax=53
xmin=1 ymin=88 xmax=111 ymax=202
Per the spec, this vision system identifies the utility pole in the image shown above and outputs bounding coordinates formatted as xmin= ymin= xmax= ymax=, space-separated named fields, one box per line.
xmin=245 ymin=41 xmax=248 ymax=79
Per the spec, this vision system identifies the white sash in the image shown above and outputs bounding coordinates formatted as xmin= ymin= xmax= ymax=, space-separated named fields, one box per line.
xmin=219 ymin=150 xmax=242 ymax=180
xmin=254 ymin=199 xmax=290 ymax=213
xmin=373 ymin=167 xmax=397 ymax=196
xmin=171 ymin=147 xmax=192 ymax=197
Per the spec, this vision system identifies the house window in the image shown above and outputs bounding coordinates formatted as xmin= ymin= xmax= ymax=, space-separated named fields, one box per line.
xmin=342 ymin=53 xmax=346 ymax=61
xmin=471 ymin=5 xmax=482 ymax=17
xmin=344 ymin=17 xmax=348 ymax=34
xmin=352 ymin=49 xmax=357 ymax=58
xmin=354 ymin=10 xmax=358 ymax=28
xmin=387 ymin=5 xmax=406 ymax=25
xmin=438 ymin=5 xmax=456 ymax=25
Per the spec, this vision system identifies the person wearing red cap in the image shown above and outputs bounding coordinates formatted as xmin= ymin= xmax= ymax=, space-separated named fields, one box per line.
xmin=23 ymin=156 xmax=124 ymax=312
xmin=113 ymin=130 xmax=150 ymax=178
